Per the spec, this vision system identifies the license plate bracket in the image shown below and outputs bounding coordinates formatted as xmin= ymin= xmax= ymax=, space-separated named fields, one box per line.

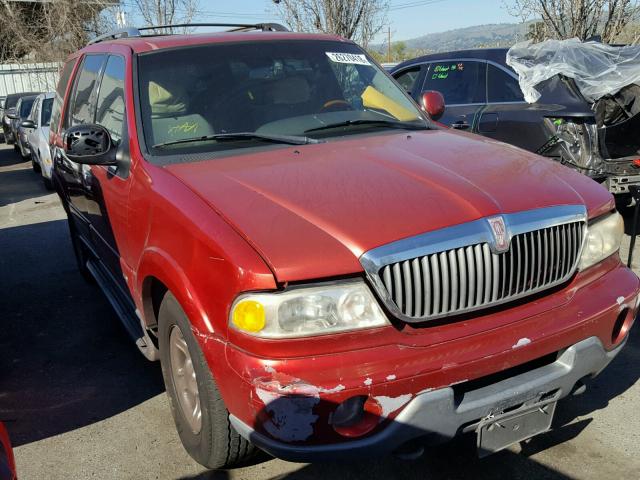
xmin=477 ymin=401 xmax=557 ymax=457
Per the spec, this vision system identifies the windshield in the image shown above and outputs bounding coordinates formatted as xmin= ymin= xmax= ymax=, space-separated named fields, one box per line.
xmin=41 ymin=98 xmax=53 ymax=126
xmin=138 ymin=40 xmax=427 ymax=157
xmin=19 ymin=97 xmax=35 ymax=118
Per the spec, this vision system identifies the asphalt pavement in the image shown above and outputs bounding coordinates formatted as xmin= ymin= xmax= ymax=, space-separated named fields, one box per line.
xmin=1 ymin=142 xmax=639 ymax=479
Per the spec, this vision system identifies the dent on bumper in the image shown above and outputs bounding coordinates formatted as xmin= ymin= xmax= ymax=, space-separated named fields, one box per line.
xmin=229 ymin=335 xmax=626 ymax=462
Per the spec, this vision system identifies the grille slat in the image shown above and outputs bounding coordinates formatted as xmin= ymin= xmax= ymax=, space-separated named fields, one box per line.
xmin=440 ymin=252 xmax=450 ymax=314
xmin=421 ymin=257 xmax=431 ymax=317
xmin=402 ymin=261 xmax=413 ymax=318
xmin=449 ymin=250 xmax=459 ymax=311
xmin=457 ymin=249 xmax=467 ymax=310
xmin=377 ymin=220 xmax=584 ymax=320
xmin=482 ymin=244 xmax=492 ymax=304
xmin=430 ymin=255 xmax=441 ymax=315
xmin=412 ymin=258 xmax=422 ymax=317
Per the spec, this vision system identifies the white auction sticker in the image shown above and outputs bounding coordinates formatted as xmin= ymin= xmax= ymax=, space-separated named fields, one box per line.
xmin=326 ymin=52 xmax=371 ymax=66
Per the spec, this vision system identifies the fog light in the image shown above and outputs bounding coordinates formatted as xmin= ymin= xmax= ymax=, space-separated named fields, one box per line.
xmin=612 ymin=307 xmax=635 ymax=345
xmin=331 ymin=396 xmax=382 ymax=438
xmin=232 ymin=300 xmax=266 ymax=333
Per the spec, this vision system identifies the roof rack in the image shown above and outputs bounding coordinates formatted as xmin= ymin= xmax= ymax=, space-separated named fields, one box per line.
xmin=88 ymin=23 xmax=289 ymax=45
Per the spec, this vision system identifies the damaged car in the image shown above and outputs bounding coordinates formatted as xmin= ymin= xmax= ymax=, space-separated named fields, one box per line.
xmin=52 ymin=24 xmax=639 ymax=469
xmin=391 ymin=41 xmax=640 ymax=200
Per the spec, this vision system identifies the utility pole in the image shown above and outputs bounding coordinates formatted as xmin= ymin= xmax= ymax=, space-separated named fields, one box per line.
xmin=387 ymin=26 xmax=391 ymax=62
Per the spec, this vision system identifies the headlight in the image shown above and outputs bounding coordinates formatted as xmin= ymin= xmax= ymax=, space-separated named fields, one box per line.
xmin=578 ymin=212 xmax=624 ymax=270
xmin=230 ymin=280 xmax=389 ymax=338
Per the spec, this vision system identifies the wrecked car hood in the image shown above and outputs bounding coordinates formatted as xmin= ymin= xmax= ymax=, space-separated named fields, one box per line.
xmin=166 ymin=129 xmax=611 ymax=282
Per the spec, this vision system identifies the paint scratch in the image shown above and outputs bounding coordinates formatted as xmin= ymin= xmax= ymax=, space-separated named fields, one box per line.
xmin=374 ymin=394 xmax=412 ymax=419
xmin=386 ymin=374 xmax=397 ymax=381
xmin=512 ymin=337 xmax=532 ymax=349
xmin=364 ymin=377 xmax=373 ymax=386
xmin=254 ymin=380 xmax=320 ymax=442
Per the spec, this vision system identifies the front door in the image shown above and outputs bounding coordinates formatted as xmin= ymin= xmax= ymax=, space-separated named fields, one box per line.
xmin=58 ymin=53 xmax=107 ymax=238
xmin=480 ymin=63 xmax=550 ymax=153
xmin=82 ymin=54 xmax=131 ymax=292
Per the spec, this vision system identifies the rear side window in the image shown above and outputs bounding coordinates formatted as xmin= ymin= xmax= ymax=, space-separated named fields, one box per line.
xmin=67 ymin=54 xmax=106 ymax=128
xmin=41 ymin=98 xmax=54 ymax=126
xmin=394 ymin=66 xmax=421 ymax=94
xmin=422 ymin=60 xmax=486 ymax=105
xmin=95 ymin=55 xmax=126 ymax=144
xmin=19 ymin=97 xmax=35 ymax=118
xmin=487 ymin=64 xmax=524 ymax=103
xmin=50 ymin=60 xmax=76 ymax=135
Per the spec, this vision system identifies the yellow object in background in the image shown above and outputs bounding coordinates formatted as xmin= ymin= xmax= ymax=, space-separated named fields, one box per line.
xmin=361 ymin=86 xmax=418 ymax=122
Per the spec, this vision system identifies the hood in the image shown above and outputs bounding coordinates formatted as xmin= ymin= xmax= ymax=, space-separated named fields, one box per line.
xmin=166 ymin=129 xmax=612 ymax=282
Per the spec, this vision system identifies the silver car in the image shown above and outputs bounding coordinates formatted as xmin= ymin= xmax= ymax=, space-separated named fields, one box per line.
xmin=24 ymin=92 xmax=55 ymax=189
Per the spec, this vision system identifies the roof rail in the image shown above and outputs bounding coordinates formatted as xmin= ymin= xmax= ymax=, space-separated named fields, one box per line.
xmin=87 ymin=23 xmax=289 ymax=45
xmin=88 ymin=28 xmax=143 ymax=45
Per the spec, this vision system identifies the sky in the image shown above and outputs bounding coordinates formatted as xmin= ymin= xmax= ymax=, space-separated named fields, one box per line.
xmin=122 ymin=0 xmax=516 ymax=43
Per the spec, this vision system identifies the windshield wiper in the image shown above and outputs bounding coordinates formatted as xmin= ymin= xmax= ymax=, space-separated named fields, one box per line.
xmin=152 ymin=132 xmax=320 ymax=149
xmin=304 ymin=119 xmax=429 ymax=134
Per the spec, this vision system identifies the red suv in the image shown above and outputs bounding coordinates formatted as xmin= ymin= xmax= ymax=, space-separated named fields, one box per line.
xmin=50 ymin=24 xmax=639 ymax=469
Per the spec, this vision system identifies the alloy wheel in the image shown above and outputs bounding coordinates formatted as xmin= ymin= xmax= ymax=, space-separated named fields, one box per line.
xmin=169 ymin=325 xmax=202 ymax=434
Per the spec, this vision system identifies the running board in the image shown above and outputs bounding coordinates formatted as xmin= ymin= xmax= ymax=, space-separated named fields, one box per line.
xmin=86 ymin=259 xmax=145 ymax=342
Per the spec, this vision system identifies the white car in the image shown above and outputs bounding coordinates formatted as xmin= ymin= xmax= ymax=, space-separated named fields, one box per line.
xmin=25 ymin=92 xmax=55 ymax=189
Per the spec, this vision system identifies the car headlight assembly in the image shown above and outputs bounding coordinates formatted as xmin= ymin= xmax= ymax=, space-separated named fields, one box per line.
xmin=578 ymin=212 xmax=624 ymax=271
xmin=230 ymin=280 xmax=389 ymax=338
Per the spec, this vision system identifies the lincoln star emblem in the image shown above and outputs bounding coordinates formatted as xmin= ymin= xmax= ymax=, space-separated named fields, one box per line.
xmin=487 ymin=216 xmax=509 ymax=252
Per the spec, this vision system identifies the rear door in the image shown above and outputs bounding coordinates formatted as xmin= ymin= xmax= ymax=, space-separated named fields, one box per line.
xmin=480 ymin=62 xmax=550 ymax=152
xmin=420 ymin=59 xmax=487 ymax=131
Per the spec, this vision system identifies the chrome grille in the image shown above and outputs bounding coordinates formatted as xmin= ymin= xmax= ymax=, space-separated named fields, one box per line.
xmin=360 ymin=206 xmax=587 ymax=323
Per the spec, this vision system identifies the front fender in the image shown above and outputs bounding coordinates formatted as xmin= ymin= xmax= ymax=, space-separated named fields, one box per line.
xmin=136 ymin=246 xmax=214 ymax=335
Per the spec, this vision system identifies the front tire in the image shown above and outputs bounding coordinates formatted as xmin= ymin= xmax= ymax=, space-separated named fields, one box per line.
xmin=158 ymin=292 xmax=255 ymax=469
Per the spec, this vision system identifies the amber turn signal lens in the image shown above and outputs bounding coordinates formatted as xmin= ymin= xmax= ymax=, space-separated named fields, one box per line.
xmin=232 ymin=300 xmax=266 ymax=333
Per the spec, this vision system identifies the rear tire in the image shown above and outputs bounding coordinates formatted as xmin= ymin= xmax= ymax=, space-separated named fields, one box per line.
xmin=158 ymin=292 xmax=256 ymax=469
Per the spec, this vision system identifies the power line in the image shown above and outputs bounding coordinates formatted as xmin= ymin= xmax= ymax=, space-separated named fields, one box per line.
xmin=389 ymin=0 xmax=446 ymax=11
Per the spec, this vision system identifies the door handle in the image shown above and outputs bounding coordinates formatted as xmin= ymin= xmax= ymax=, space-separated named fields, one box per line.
xmin=451 ymin=120 xmax=470 ymax=130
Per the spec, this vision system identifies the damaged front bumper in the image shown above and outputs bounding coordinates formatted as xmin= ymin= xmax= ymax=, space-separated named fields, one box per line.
xmin=229 ymin=335 xmax=625 ymax=462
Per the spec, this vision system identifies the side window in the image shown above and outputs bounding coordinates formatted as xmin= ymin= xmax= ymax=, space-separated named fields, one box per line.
xmin=487 ymin=64 xmax=524 ymax=103
xmin=30 ymin=99 xmax=39 ymax=122
xmin=50 ymin=59 xmax=76 ymax=135
xmin=66 ymin=54 xmax=106 ymax=128
xmin=422 ymin=60 xmax=487 ymax=105
xmin=394 ymin=66 xmax=421 ymax=94
xmin=41 ymin=98 xmax=54 ymax=127
xmin=95 ymin=55 xmax=126 ymax=144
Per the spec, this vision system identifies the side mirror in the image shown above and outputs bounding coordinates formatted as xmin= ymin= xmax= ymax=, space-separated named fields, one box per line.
xmin=6 ymin=108 xmax=18 ymax=119
xmin=20 ymin=119 xmax=36 ymax=129
xmin=420 ymin=91 xmax=445 ymax=121
xmin=62 ymin=124 xmax=117 ymax=165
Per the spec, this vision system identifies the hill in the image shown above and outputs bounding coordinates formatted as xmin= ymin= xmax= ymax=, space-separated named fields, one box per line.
xmin=372 ymin=22 xmax=531 ymax=54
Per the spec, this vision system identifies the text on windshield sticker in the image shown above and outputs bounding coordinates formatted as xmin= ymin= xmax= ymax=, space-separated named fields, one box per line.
xmin=326 ymin=52 xmax=371 ymax=66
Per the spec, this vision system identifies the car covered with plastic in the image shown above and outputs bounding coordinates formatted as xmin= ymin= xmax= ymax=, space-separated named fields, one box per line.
xmin=391 ymin=41 xmax=640 ymax=199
